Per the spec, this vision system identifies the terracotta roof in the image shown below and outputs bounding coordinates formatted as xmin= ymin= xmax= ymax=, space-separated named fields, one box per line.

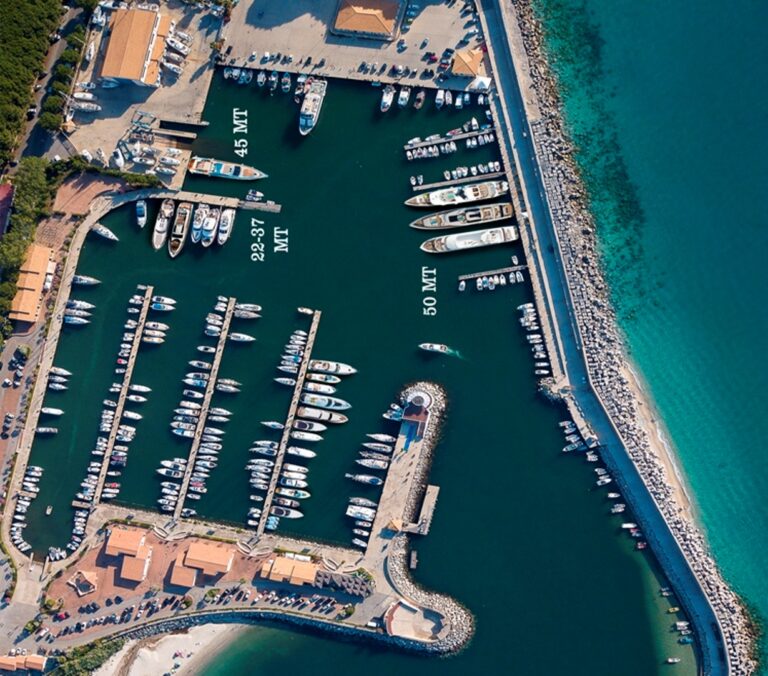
xmin=105 ymin=527 xmax=146 ymax=557
xmin=170 ymin=551 xmax=197 ymax=588
xmin=120 ymin=544 xmax=152 ymax=582
xmin=24 ymin=655 xmax=47 ymax=671
xmin=451 ymin=48 xmax=486 ymax=77
xmin=102 ymin=8 xmax=159 ymax=83
xmin=184 ymin=541 xmax=234 ymax=576
xmin=9 ymin=244 xmax=53 ymax=323
xmin=262 ymin=556 xmax=319 ymax=586
xmin=334 ymin=0 xmax=399 ymax=36
xmin=0 ymin=655 xmax=17 ymax=671
xmin=145 ymin=14 xmax=172 ymax=87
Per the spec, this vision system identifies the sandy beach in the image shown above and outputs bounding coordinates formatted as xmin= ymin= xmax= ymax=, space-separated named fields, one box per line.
xmin=94 ymin=624 xmax=248 ymax=676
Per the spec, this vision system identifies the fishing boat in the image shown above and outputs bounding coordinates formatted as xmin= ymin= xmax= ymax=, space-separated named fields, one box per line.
xmin=135 ymin=200 xmax=147 ymax=228
xmin=188 ymin=156 xmax=267 ymax=181
xmin=91 ymin=223 xmax=119 ymax=241
xmin=345 ymin=473 xmax=383 ymax=486
xmin=217 ymin=208 xmax=236 ymax=245
xmin=420 ymin=225 xmax=518 ymax=254
xmin=406 ymin=181 xmax=509 ymax=208
xmin=380 ymin=85 xmax=395 ymax=112
xmin=409 ymin=202 xmax=513 ymax=230
xmin=299 ymin=78 xmax=327 ymax=136
xmin=168 ymin=202 xmax=192 ymax=258
xmin=308 ymin=360 xmax=356 ymax=375
xmin=152 ymin=199 xmax=174 ymax=250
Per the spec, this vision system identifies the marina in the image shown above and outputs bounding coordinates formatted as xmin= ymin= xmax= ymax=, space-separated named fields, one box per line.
xmin=1 ymin=72 xmax=697 ymax=673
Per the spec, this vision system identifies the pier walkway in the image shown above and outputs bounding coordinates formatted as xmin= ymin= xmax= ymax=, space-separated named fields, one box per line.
xmin=95 ymin=286 xmax=153 ymax=503
xmin=412 ymin=171 xmax=505 ymax=192
xmin=255 ymin=311 xmax=321 ymax=538
xmin=108 ymin=189 xmax=283 ymax=215
xmin=404 ymin=128 xmax=495 ymax=151
xmin=173 ymin=298 xmax=236 ymax=520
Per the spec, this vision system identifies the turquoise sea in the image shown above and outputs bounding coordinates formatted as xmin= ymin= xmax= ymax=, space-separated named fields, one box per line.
xmin=532 ymin=0 xmax=768 ymax=666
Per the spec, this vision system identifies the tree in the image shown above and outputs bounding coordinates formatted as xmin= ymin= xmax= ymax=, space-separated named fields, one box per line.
xmin=59 ymin=49 xmax=80 ymax=66
xmin=42 ymin=96 xmax=64 ymax=114
xmin=38 ymin=112 xmax=62 ymax=132
xmin=53 ymin=64 xmax=74 ymax=83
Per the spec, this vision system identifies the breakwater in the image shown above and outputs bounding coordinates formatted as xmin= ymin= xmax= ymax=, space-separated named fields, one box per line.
xmin=500 ymin=0 xmax=758 ymax=672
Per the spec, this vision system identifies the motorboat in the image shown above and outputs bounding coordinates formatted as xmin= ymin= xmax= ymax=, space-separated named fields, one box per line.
xmin=380 ymin=85 xmax=395 ymax=112
xmin=300 ymin=394 xmax=351 ymax=410
xmin=270 ymin=506 xmax=303 ymax=519
xmin=169 ymin=202 xmax=192 ymax=258
xmin=72 ymin=275 xmax=100 ymax=285
xmin=306 ymin=373 xmax=341 ymax=384
xmin=406 ymin=181 xmax=510 ymax=208
xmin=290 ymin=430 xmax=322 ymax=442
xmin=217 ymin=208 xmax=236 ymax=245
xmin=188 ymin=156 xmax=267 ymax=180
xmin=419 ymin=342 xmax=451 ymax=354
xmin=303 ymin=382 xmax=335 ymax=395
xmin=229 ymin=333 xmax=255 ymax=342
xmin=363 ymin=442 xmax=393 ymax=453
xmin=190 ymin=203 xmax=208 ymax=244
xmin=293 ymin=420 xmax=326 ymax=433
xmin=201 ymin=207 xmax=220 ymax=247
xmin=261 ymin=421 xmax=284 ymax=430
xmin=308 ymin=360 xmax=356 ymax=375
xmin=135 ymin=200 xmax=148 ymax=228
xmin=420 ymin=226 xmax=518 ymax=254
xmin=287 ymin=446 xmax=316 ymax=459
xmin=299 ymin=78 xmax=327 ymax=136
xmin=397 ymin=86 xmax=411 ymax=107
xmin=367 ymin=433 xmax=396 ymax=443
xmin=409 ymin=202 xmax=514 ymax=230
xmin=91 ymin=223 xmax=118 ymax=241
xmin=296 ymin=406 xmax=348 ymax=424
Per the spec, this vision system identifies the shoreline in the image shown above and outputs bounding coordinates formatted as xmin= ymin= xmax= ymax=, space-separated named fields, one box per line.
xmin=479 ymin=0 xmax=758 ymax=672
xmin=94 ymin=624 xmax=248 ymax=676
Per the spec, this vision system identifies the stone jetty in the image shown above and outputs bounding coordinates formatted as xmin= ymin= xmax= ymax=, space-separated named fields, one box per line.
xmin=502 ymin=1 xmax=758 ymax=672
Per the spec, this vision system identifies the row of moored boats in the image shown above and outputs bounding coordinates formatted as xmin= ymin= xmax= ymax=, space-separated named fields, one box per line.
xmin=147 ymin=198 xmax=237 ymax=258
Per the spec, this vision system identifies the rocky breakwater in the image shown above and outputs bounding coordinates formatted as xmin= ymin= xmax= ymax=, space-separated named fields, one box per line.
xmin=507 ymin=0 xmax=759 ymax=672
xmin=383 ymin=382 xmax=475 ymax=654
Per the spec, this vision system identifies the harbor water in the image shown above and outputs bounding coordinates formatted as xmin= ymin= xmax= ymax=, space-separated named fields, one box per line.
xmin=25 ymin=76 xmax=692 ymax=672
xmin=533 ymin=0 xmax=768 ymax=666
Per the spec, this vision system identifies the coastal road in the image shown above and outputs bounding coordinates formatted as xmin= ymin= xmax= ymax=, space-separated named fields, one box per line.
xmin=479 ymin=1 xmax=727 ymax=673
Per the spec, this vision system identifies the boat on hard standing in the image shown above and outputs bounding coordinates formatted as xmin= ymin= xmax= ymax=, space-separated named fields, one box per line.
xmin=420 ymin=225 xmax=518 ymax=254
xmin=409 ymin=202 xmax=513 ymax=230
xmin=299 ymin=78 xmax=327 ymax=136
xmin=406 ymin=180 xmax=509 ymax=208
xmin=152 ymin=199 xmax=174 ymax=250
xmin=188 ymin=156 xmax=267 ymax=181
xmin=168 ymin=202 xmax=192 ymax=258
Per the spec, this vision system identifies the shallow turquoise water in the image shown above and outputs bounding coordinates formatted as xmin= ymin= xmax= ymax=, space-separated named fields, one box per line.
xmin=534 ymin=0 xmax=768 ymax=664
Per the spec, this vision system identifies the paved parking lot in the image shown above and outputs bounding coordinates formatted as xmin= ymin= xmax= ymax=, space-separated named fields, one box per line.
xmin=222 ymin=0 xmax=488 ymax=90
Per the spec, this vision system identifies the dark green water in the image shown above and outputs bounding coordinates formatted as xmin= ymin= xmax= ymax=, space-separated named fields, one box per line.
xmin=24 ymin=76 xmax=691 ymax=673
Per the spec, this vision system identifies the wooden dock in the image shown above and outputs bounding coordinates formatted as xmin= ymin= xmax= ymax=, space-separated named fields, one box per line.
xmin=255 ymin=311 xmax=321 ymax=538
xmin=458 ymin=263 xmax=528 ymax=283
xmin=173 ymin=297 xmax=237 ymax=519
xmin=404 ymin=127 xmax=496 ymax=151
xmin=411 ymin=171 xmax=505 ymax=192
xmin=95 ymin=286 xmax=153 ymax=503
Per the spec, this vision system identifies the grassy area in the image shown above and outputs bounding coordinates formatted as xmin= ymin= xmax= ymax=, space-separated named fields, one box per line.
xmin=54 ymin=637 xmax=125 ymax=676
xmin=0 ymin=0 xmax=62 ymax=164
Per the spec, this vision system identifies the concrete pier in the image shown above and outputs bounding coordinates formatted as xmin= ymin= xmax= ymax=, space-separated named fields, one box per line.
xmin=255 ymin=311 xmax=321 ymax=537
xmin=95 ymin=286 xmax=153 ymax=503
xmin=412 ymin=171 xmax=506 ymax=192
xmin=109 ymin=188 xmax=283 ymax=215
xmin=404 ymin=128 xmax=496 ymax=151
xmin=458 ymin=264 xmax=527 ymax=282
xmin=173 ymin=297 xmax=237 ymax=519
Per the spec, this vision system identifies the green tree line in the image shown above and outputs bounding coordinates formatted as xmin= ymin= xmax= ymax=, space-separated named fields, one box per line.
xmin=0 ymin=0 xmax=62 ymax=164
